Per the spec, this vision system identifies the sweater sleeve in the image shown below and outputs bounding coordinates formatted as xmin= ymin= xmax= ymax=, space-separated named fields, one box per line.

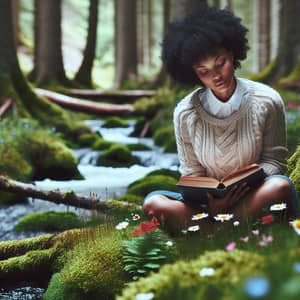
xmin=258 ymin=94 xmax=288 ymax=175
xmin=173 ymin=103 xmax=206 ymax=177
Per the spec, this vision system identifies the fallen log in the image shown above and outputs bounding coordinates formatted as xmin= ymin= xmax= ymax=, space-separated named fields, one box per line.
xmin=0 ymin=97 xmax=14 ymax=118
xmin=35 ymin=88 xmax=135 ymax=115
xmin=67 ymin=88 xmax=156 ymax=101
xmin=0 ymin=175 xmax=139 ymax=212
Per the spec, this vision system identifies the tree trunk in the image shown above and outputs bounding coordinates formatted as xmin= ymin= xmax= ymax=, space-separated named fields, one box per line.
xmin=113 ymin=0 xmax=138 ymax=88
xmin=32 ymin=0 xmax=68 ymax=85
xmin=253 ymin=0 xmax=271 ymax=72
xmin=270 ymin=0 xmax=280 ymax=60
xmin=212 ymin=0 xmax=220 ymax=8
xmin=11 ymin=0 xmax=20 ymax=47
xmin=173 ymin=0 xmax=208 ymax=21
xmin=74 ymin=0 xmax=99 ymax=87
xmin=137 ymin=0 xmax=143 ymax=66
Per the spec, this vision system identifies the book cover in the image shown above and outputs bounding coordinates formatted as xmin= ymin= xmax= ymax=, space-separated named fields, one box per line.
xmin=176 ymin=164 xmax=266 ymax=205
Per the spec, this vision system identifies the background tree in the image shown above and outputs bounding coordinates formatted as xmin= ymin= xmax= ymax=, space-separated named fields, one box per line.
xmin=74 ymin=0 xmax=99 ymax=87
xmin=253 ymin=0 xmax=271 ymax=72
xmin=173 ymin=0 xmax=208 ymax=21
xmin=29 ymin=0 xmax=69 ymax=86
xmin=113 ymin=0 xmax=138 ymax=89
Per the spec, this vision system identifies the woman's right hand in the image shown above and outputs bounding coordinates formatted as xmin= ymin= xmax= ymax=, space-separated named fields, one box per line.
xmin=207 ymin=182 xmax=250 ymax=215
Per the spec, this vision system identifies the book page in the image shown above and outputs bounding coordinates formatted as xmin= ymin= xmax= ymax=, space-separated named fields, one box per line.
xmin=177 ymin=176 xmax=220 ymax=188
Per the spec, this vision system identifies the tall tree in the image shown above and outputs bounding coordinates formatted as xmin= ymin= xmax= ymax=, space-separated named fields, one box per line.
xmin=0 ymin=0 xmax=87 ymax=139
xmin=11 ymin=0 xmax=20 ymax=47
xmin=74 ymin=0 xmax=99 ymax=87
xmin=254 ymin=0 xmax=300 ymax=85
xmin=113 ymin=0 xmax=138 ymax=89
xmin=30 ymin=0 xmax=68 ymax=86
xmin=253 ymin=0 xmax=271 ymax=72
xmin=173 ymin=0 xmax=208 ymax=21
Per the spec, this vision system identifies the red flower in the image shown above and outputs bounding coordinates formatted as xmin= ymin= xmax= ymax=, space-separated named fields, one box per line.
xmin=261 ymin=214 xmax=274 ymax=225
xmin=131 ymin=216 xmax=160 ymax=237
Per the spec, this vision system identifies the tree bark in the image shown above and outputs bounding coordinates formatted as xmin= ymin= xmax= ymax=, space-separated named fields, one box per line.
xmin=32 ymin=0 xmax=68 ymax=85
xmin=253 ymin=0 xmax=271 ymax=72
xmin=74 ymin=0 xmax=99 ymax=87
xmin=11 ymin=0 xmax=20 ymax=47
xmin=113 ymin=0 xmax=138 ymax=88
xmin=0 ymin=175 xmax=139 ymax=212
xmin=172 ymin=0 xmax=208 ymax=21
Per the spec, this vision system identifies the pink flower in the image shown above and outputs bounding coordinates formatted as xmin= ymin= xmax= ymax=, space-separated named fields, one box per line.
xmin=265 ymin=235 xmax=273 ymax=242
xmin=259 ymin=241 xmax=267 ymax=247
xmin=252 ymin=229 xmax=260 ymax=236
xmin=240 ymin=236 xmax=249 ymax=243
xmin=226 ymin=242 xmax=236 ymax=251
xmin=132 ymin=214 xmax=141 ymax=221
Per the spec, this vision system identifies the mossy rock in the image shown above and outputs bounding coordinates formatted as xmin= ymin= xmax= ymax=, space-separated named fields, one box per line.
xmin=92 ymin=138 xmax=117 ymax=151
xmin=287 ymin=145 xmax=300 ymax=195
xmin=97 ymin=144 xmax=139 ymax=167
xmin=127 ymin=175 xmax=177 ymax=198
xmin=20 ymin=132 xmax=82 ymax=180
xmin=287 ymin=114 xmax=300 ymax=155
xmin=117 ymin=193 xmax=144 ymax=206
xmin=14 ymin=211 xmax=83 ymax=233
xmin=117 ymin=250 xmax=264 ymax=300
xmin=127 ymin=143 xmax=152 ymax=151
xmin=146 ymin=168 xmax=181 ymax=180
xmin=130 ymin=117 xmax=152 ymax=137
xmin=102 ymin=117 xmax=129 ymax=128
xmin=153 ymin=126 xmax=176 ymax=152
xmin=44 ymin=225 xmax=127 ymax=300
xmin=77 ymin=133 xmax=101 ymax=147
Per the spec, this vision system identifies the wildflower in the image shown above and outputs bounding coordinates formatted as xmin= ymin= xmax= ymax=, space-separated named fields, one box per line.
xmin=135 ymin=292 xmax=154 ymax=300
xmin=191 ymin=212 xmax=209 ymax=221
xmin=181 ymin=229 xmax=188 ymax=234
xmin=290 ymin=219 xmax=300 ymax=235
xmin=165 ymin=240 xmax=173 ymax=247
xmin=226 ymin=242 xmax=236 ymax=251
xmin=270 ymin=203 xmax=287 ymax=211
xmin=252 ymin=229 xmax=259 ymax=236
xmin=115 ymin=221 xmax=129 ymax=230
xmin=293 ymin=262 xmax=300 ymax=273
xmin=187 ymin=225 xmax=200 ymax=232
xmin=258 ymin=235 xmax=273 ymax=247
xmin=132 ymin=214 xmax=141 ymax=221
xmin=244 ymin=276 xmax=270 ymax=298
xmin=258 ymin=241 xmax=267 ymax=247
xmin=233 ymin=221 xmax=240 ymax=227
xmin=240 ymin=236 xmax=249 ymax=243
xmin=214 ymin=214 xmax=233 ymax=222
xmin=199 ymin=267 xmax=215 ymax=277
xmin=261 ymin=214 xmax=274 ymax=225
xmin=131 ymin=216 xmax=159 ymax=236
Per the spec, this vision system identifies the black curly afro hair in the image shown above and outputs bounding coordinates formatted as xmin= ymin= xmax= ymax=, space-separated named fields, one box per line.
xmin=162 ymin=6 xmax=249 ymax=86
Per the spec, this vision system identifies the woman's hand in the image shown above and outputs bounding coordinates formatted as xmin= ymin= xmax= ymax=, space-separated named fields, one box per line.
xmin=207 ymin=182 xmax=250 ymax=215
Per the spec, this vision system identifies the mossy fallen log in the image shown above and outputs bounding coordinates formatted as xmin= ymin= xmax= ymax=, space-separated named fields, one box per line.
xmin=0 ymin=175 xmax=141 ymax=212
xmin=35 ymin=88 xmax=135 ymax=115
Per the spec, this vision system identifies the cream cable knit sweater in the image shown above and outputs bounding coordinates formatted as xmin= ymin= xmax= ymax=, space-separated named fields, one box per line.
xmin=173 ymin=78 xmax=288 ymax=180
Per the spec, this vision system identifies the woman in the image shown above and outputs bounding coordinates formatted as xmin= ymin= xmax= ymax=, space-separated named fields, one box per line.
xmin=143 ymin=6 xmax=298 ymax=232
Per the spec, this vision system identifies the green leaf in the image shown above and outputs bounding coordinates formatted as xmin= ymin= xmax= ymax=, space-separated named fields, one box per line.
xmin=144 ymin=263 xmax=161 ymax=269
xmin=137 ymin=269 xmax=148 ymax=274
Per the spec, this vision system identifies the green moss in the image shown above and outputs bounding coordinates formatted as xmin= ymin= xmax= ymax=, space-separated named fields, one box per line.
xmin=249 ymin=59 xmax=278 ymax=84
xmin=0 ymin=234 xmax=54 ymax=260
xmin=102 ymin=116 xmax=129 ymax=128
xmin=97 ymin=144 xmax=139 ymax=167
xmin=14 ymin=211 xmax=83 ymax=233
xmin=117 ymin=193 xmax=144 ymax=205
xmin=287 ymin=112 xmax=300 ymax=154
xmin=280 ymin=61 xmax=300 ymax=82
xmin=127 ymin=143 xmax=152 ymax=151
xmin=130 ymin=117 xmax=152 ymax=137
xmin=287 ymin=145 xmax=300 ymax=195
xmin=105 ymin=199 xmax=142 ymax=220
xmin=127 ymin=175 xmax=177 ymax=198
xmin=92 ymin=138 xmax=116 ymax=150
xmin=77 ymin=133 xmax=102 ymax=147
xmin=118 ymin=250 xmax=264 ymax=300
xmin=44 ymin=225 xmax=127 ymax=300
xmin=153 ymin=126 xmax=176 ymax=152
xmin=146 ymin=168 xmax=181 ymax=180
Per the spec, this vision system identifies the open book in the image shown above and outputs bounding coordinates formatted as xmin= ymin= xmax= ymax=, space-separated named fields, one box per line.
xmin=176 ymin=164 xmax=266 ymax=205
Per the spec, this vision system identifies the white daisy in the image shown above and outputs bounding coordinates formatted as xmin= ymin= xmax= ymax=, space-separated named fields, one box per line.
xmin=199 ymin=267 xmax=215 ymax=277
xmin=115 ymin=221 xmax=129 ymax=230
xmin=214 ymin=214 xmax=234 ymax=222
xmin=191 ymin=212 xmax=209 ymax=221
xmin=165 ymin=240 xmax=174 ymax=247
xmin=270 ymin=203 xmax=287 ymax=211
xmin=135 ymin=292 xmax=154 ymax=300
xmin=233 ymin=221 xmax=240 ymax=227
xmin=187 ymin=225 xmax=200 ymax=232
xmin=290 ymin=219 xmax=300 ymax=235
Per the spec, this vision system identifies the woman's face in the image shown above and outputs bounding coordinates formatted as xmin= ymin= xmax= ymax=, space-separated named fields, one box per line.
xmin=192 ymin=50 xmax=236 ymax=102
